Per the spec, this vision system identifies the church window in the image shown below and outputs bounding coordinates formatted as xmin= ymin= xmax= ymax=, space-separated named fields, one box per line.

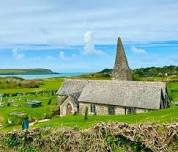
xmin=127 ymin=107 xmax=136 ymax=114
xmin=90 ymin=104 xmax=96 ymax=114
xmin=108 ymin=105 xmax=115 ymax=115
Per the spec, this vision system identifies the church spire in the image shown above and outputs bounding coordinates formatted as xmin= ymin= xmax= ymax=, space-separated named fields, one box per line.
xmin=112 ymin=37 xmax=132 ymax=80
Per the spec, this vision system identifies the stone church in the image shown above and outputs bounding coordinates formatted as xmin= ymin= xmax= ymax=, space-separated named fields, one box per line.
xmin=57 ymin=37 xmax=170 ymax=116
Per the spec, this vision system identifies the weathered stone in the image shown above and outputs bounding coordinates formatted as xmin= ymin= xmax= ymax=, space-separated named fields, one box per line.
xmin=112 ymin=37 xmax=132 ymax=80
xmin=60 ymin=96 xmax=78 ymax=116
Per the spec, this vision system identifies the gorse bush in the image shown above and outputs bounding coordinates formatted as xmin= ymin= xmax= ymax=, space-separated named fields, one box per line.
xmin=4 ymin=133 xmax=21 ymax=148
xmin=0 ymin=123 xmax=177 ymax=152
xmin=0 ymin=78 xmax=41 ymax=89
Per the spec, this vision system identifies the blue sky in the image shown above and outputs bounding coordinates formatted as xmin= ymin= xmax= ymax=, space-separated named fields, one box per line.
xmin=0 ymin=0 xmax=178 ymax=72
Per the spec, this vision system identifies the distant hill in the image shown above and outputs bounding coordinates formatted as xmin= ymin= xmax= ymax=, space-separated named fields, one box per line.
xmin=133 ymin=65 xmax=178 ymax=77
xmin=0 ymin=68 xmax=58 ymax=75
xmin=79 ymin=65 xmax=178 ymax=80
xmin=99 ymin=65 xmax=178 ymax=76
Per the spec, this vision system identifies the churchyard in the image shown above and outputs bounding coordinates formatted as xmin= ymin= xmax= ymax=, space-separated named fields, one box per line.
xmin=0 ymin=77 xmax=63 ymax=130
xmin=0 ymin=76 xmax=177 ymax=152
xmin=0 ymin=76 xmax=177 ymax=132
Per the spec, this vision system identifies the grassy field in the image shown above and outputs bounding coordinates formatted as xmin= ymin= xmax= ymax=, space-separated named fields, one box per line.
xmin=0 ymin=77 xmax=64 ymax=129
xmin=0 ymin=77 xmax=64 ymax=94
xmin=0 ymin=95 xmax=58 ymax=124
xmin=2 ymin=105 xmax=178 ymax=132
xmin=0 ymin=76 xmax=178 ymax=132
xmin=168 ymin=81 xmax=178 ymax=101
xmin=34 ymin=105 xmax=178 ymax=129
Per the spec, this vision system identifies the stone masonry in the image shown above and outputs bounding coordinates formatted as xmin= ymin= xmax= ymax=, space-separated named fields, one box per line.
xmin=112 ymin=37 xmax=132 ymax=80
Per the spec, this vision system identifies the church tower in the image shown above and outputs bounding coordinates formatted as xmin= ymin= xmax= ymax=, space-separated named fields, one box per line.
xmin=112 ymin=37 xmax=132 ymax=80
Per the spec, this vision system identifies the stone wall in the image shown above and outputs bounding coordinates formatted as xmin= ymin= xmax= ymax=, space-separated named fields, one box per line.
xmin=79 ymin=102 xmax=90 ymax=115
xmin=79 ymin=102 xmax=126 ymax=115
xmin=60 ymin=97 xmax=78 ymax=116
xmin=95 ymin=104 xmax=108 ymax=115
xmin=115 ymin=106 xmax=125 ymax=115
xmin=136 ymin=108 xmax=148 ymax=113
xmin=61 ymin=100 xmax=149 ymax=116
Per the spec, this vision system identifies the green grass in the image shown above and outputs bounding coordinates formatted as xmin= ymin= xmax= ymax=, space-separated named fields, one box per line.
xmin=2 ymin=105 xmax=177 ymax=132
xmin=168 ymin=81 xmax=178 ymax=101
xmin=0 ymin=77 xmax=64 ymax=127
xmin=0 ymin=95 xmax=58 ymax=125
xmin=33 ymin=105 xmax=178 ymax=129
xmin=0 ymin=77 xmax=64 ymax=94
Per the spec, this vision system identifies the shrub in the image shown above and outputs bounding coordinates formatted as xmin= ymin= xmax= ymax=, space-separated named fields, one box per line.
xmin=47 ymin=99 xmax=52 ymax=105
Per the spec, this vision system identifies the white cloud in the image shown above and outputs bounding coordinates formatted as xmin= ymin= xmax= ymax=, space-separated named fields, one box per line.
xmin=83 ymin=31 xmax=105 ymax=55
xmin=59 ymin=51 xmax=71 ymax=61
xmin=131 ymin=46 xmax=147 ymax=54
xmin=0 ymin=1 xmax=178 ymax=45
xmin=12 ymin=48 xmax=24 ymax=60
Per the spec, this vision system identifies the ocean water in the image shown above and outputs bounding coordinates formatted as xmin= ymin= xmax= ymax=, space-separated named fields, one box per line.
xmin=0 ymin=73 xmax=85 ymax=80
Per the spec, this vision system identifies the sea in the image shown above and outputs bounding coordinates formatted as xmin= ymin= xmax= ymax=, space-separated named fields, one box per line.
xmin=0 ymin=73 xmax=85 ymax=80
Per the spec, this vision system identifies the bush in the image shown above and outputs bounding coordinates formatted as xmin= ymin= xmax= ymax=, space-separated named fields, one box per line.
xmin=4 ymin=133 xmax=21 ymax=148
xmin=47 ymin=99 xmax=52 ymax=105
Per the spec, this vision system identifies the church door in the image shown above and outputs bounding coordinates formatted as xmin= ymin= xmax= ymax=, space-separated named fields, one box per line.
xmin=66 ymin=103 xmax=73 ymax=115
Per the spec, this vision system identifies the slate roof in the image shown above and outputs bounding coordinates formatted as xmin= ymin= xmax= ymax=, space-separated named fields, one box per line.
xmin=57 ymin=79 xmax=168 ymax=110
xmin=56 ymin=79 xmax=89 ymax=95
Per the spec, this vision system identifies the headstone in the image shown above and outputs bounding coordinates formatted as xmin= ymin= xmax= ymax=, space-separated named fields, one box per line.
xmin=28 ymin=100 xmax=42 ymax=108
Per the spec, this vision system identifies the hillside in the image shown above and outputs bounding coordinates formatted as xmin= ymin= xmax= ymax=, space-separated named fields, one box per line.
xmin=0 ymin=69 xmax=57 ymax=75
xmin=79 ymin=65 xmax=178 ymax=80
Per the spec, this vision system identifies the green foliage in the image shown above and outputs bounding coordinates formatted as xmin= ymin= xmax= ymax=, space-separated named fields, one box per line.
xmin=4 ymin=133 xmax=21 ymax=148
xmin=104 ymin=134 xmax=152 ymax=152
xmin=19 ymin=147 xmax=37 ymax=152
xmin=47 ymin=98 xmax=52 ymax=105
xmin=134 ymin=65 xmax=178 ymax=77
xmin=84 ymin=65 xmax=178 ymax=80
xmin=3 ymin=132 xmax=37 ymax=152
xmin=0 ymin=77 xmax=41 ymax=89
xmin=7 ymin=102 xmax=11 ymax=107
xmin=0 ymin=77 xmax=63 ymax=94
xmin=99 ymin=68 xmax=112 ymax=74
xmin=1 ymin=123 xmax=176 ymax=152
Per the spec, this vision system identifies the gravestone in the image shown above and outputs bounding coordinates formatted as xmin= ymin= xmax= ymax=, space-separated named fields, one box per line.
xmin=28 ymin=100 xmax=42 ymax=108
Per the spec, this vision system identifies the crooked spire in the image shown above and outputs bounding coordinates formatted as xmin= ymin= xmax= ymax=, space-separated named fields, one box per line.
xmin=112 ymin=37 xmax=132 ymax=80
